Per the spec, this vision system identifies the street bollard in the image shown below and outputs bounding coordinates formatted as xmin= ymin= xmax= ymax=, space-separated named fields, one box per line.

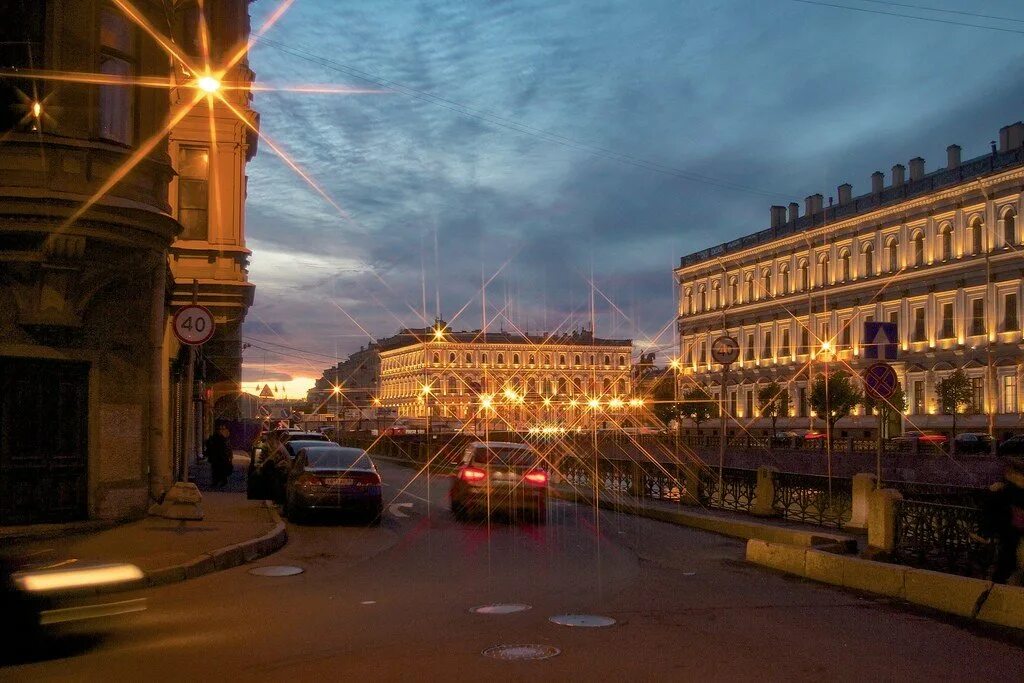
xmin=752 ymin=466 xmax=778 ymax=517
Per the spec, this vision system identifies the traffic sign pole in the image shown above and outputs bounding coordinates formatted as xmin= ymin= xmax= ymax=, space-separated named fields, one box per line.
xmin=711 ymin=335 xmax=739 ymax=495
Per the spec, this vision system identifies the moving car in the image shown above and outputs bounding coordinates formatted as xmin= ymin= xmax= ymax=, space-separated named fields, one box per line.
xmin=892 ymin=430 xmax=949 ymax=447
xmin=953 ymin=432 xmax=993 ymax=455
xmin=449 ymin=441 xmax=549 ymax=523
xmin=284 ymin=446 xmax=383 ymax=523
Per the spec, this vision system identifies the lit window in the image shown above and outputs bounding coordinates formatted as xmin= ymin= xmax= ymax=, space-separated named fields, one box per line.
xmin=912 ymin=308 xmax=926 ymax=342
xmin=177 ymin=147 xmax=209 ymax=239
xmin=862 ymin=244 xmax=874 ymax=276
xmin=0 ymin=3 xmax=46 ymax=132
xmin=939 ymin=303 xmax=954 ymax=339
xmin=1001 ymin=375 xmax=1017 ymax=414
xmin=1003 ymin=293 xmax=1019 ymax=332
xmin=99 ymin=7 xmax=135 ymax=145
xmin=1004 ymin=209 xmax=1018 ymax=247
xmin=911 ymin=233 xmax=924 ymax=266
xmin=971 ymin=299 xmax=985 ymax=336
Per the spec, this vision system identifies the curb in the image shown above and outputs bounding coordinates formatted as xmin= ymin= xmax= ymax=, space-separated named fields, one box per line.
xmin=144 ymin=500 xmax=288 ymax=588
xmin=746 ymin=538 xmax=1024 ymax=631
xmin=551 ymin=487 xmax=857 ymax=550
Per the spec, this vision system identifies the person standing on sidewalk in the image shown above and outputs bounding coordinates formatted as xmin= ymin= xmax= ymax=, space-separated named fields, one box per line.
xmin=979 ymin=457 xmax=1024 ymax=585
xmin=204 ymin=423 xmax=234 ymax=488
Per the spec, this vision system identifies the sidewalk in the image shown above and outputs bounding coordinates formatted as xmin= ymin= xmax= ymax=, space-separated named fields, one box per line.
xmin=6 ymin=452 xmax=287 ymax=587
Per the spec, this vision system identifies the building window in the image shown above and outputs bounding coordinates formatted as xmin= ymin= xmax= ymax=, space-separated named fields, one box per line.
xmin=800 ymin=327 xmax=809 ymax=354
xmin=913 ymin=380 xmax=925 ymax=415
xmin=603 ymin=354 xmax=611 ymax=366
xmin=886 ymin=238 xmax=899 ymax=272
xmin=481 ymin=353 xmax=488 ymax=365
xmin=465 ymin=353 xmax=473 ymax=364
xmin=729 ymin=278 xmax=738 ymax=304
xmin=745 ymin=335 xmax=754 ymax=361
xmin=939 ymin=303 xmax=954 ymax=339
xmin=544 ymin=353 xmax=552 ymax=365
xmin=839 ymin=250 xmax=850 ymax=282
xmin=745 ymin=275 xmax=754 ymax=302
xmin=617 ymin=379 xmax=626 ymax=394
xmin=762 ymin=270 xmax=772 ymax=298
xmin=698 ymin=287 xmax=706 ymax=312
xmin=911 ymin=232 xmax=925 ymax=266
xmin=971 ymin=377 xmax=984 ymax=413
xmin=862 ymin=243 xmax=873 ymax=276
xmin=798 ymin=387 xmax=807 ymax=417
xmin=513 ymin=353 xmax=520 ymax=365
xmin=99 ymin=6 xmax=136 ymax=145
xmin=698 ymin=343 xmax=706 ymax=364
xmin=971 ymin=299 xmax=985 ymax=336
xmin=912 ymin=308 xmax=926 ymax=342
xmin=841 ymin=323 xmax=851 ymax=348
xmin=559 ymin=354 xmax=566 ymax=366
xmin=745 ymin=390 xmax=753 ymax=419
xmin=798 ymin=261 xmax=809 ymax=291
xmin=1003 ymin=293 xmax=1019 ymax=332
xmin=969 ymin=218 xmax=984 ymax=254
xmin=432 ymin=352 xmax=440 ymax=365
xmin=684 ymin=344 xmax=692 ymax=365
xmin=729 ymin=391 xmax=738 ymax=417
xmin=888 ymin=310 xmax=899 ymax=326
xmin=781 ymin=329 xmax=791 ymax=356
xmin=177 ymin=147 xmax=209 ymax=239
xmin=496 ymin=353 xmax=504 ymax=365
xmin=817 ymin=255 xmax=829 ymax=286
xmin=938 ymin=225 xmax=952 ymax=261
xmin=762 ymin=331 xmax=772 ymax=360
xmin=619 ymin=355 xmax=626 ymax=367
xmin=780 ymin=266 xmax=790 ymax=294
xmin=448 ymin=352 xmax=456 ymax=364
xmin=448 ymin=377 xmax=457 ymax=394
xmin=1001 ymin=375 xmax=1017 ymax=414
xmin=574 ymin=354 xmax=581 ymax=366
xmin=0 ymin=3 xmax=46 ymax=132
xmin=1003 ymin=209 xmax=1017 ymax=246
xmin=529 ymin=354 xmax=535 ymax=365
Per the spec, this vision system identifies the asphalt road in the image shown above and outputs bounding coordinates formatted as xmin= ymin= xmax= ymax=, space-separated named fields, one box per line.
xmin=5 ymin=460 xmax=1023 ymax=682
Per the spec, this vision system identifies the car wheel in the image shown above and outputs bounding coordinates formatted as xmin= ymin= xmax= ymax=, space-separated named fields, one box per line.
xmin=285 ymin=495 xmax=303 ymax=524
xmin=534 ymin=503 xmax=547 ymax=525
xmin=450 ymin=498 xmax=465 ymax=520
xmin=369 ymin=501 xmax=384 ymax=526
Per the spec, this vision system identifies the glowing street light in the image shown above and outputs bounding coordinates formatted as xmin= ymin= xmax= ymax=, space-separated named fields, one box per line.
xmin=420 ymin=383 xmax=432 ymax=395
xmin=609 ymin=398 xmax=624 ymax=409
xmin=669 ymin=358 xmax=681 ymax=370
xmin=588 ymin=398 xmax=601 ymax=409
xmin=195 ymin=75 xmax=221 ymax=93
xmin=433 ymin=326 xmax=445 ymax=341
xmin=31 ymin=101 xmax=42 ymax=118
xmin=480 ymin=394 xmax=494 ymax=410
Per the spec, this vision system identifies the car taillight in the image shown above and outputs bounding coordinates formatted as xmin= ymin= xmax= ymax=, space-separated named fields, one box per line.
xmin=297 ymin=473 xmax=322 ymax=486
xmin=353 ymin=472 xmax=381 ymax=487
xmin=524 ymin=470 xmax=547 ymax=485
xmin=461 ymin=467 xmax=486 ymax=482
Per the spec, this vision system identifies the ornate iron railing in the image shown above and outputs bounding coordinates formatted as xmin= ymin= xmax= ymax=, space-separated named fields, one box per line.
xmin=892 ymin=499 xmax=995 ymax=578
xmin=637 ymin=462 xmax=690 ymax=501
xmin=698 ymin=467 xmax=757 ymax=512
xmin=772 ymin=472 xmax=852 ymax=528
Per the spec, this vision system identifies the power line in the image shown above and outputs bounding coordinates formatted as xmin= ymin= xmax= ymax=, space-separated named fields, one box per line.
xmin=243 ymin=335 xmax=343 ymax=361
xmin=789 ymin=0 xmax=1024 ymax=34
xmin=253 ymin=36 xmax=787 ymax=199
xmin=857 ymin=0 xmax=1024 ymax=24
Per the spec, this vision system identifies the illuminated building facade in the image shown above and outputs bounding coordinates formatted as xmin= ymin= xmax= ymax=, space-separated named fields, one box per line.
xmin=378 ymin=325 xmax=635 ymax=430
xmin=676 ymin=121 xmax=1024 ymax=438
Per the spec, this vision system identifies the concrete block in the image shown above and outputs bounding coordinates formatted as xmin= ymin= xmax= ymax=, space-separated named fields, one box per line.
xmin=805 ymin=549 xmax=845 ymax=585
xmin=183 ymin=554 xmax=215 ymax=580
xmin=747 ymin=538 xmax=771 ymax=565
xmin=211 ymin=545 xmax=245 ymax=570
xmin=746 ymin=539 xmax=807 ymax=576
xmin=976 ymin=584 xmax=1024 ymax=630
xmin=903 ymin=568 xmax=992 ymax=618
xmin=849 ymin=473 xmax=876 ymax=530
xmin=147 ymin=565 xmax=186 ymax=587
xmin=842 ymin=557 xmax=906 ymax=598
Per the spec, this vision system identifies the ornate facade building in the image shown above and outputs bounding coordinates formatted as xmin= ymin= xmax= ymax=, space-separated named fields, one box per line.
xmin=378 ymin=324 xmax=635 ymax=431
xmin=675 ymin=120 xmax=1024 ymax=438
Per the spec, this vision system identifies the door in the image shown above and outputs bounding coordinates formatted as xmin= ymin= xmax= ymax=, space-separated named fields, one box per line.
xmin=0 ymin=357 xmax=89 ymax=524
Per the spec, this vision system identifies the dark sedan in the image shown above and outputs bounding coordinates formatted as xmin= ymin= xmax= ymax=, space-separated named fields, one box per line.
xmin=450 ymin=441 xmax=549 ymax=523
xmin=284 ymin=446 xmax=383 ymax=523
xmin=997 ymin=434 xmax=1024 ymax=457
xmin=953 ymin=432 xmax=993 ymax=455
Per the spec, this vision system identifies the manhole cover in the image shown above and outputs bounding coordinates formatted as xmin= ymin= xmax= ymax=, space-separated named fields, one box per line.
xmin=248 ymin=565 xmax=304 ymax=577
xmin=470 ymin=603 xmax=532 ymax=614
xmin=482 ymin=644 xmax=560 ymax=661
xmin=548 ymin=614 xmax=616 ymax=627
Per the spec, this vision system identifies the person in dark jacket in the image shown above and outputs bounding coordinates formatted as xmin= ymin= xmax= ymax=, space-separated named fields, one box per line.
xmin=979 ymin=457 xmax=1024 ymax=584
xmin=204 ymin=423 xmax=234 ymax=488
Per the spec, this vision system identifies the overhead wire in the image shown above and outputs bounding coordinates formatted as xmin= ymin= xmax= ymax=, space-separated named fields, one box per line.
xmin=788 ymin=0 xmax=1024 ymax=34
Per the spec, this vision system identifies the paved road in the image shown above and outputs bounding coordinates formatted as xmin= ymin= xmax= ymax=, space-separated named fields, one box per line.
xmin=5 ymin=461 xmax=1023 ymax=681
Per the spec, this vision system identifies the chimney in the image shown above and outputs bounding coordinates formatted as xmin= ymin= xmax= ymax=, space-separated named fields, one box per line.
xmin=770 ymin=205 xmax=787 ymax=228
xmin=871 ymin=171 xmax=884 ymax=193
xmin=788 ymin=202 xmax=799 ymax=222
xmin=909 ymin=157 xmax=925 ymax=182
xmin=946 ymin=144 xmax=961 ymax=169
xmin=805 ymin=193 xmax=824 ymax=216
xmin=892 ymin=164 xmax=905 ymax=187
xmin=999 ymin=122 xmax=1024 ymax=151
xmin=837 ymin=183 xmax=852 ymax=205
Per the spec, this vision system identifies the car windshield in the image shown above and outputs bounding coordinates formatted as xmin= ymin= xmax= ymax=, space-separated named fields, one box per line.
xmin=287 ymin=440 xmax=328 ymax=455
xmin=304 ymin=447 xmax=371 ymax=469
xmin=473 ymin=446 xmax=539 ymax=466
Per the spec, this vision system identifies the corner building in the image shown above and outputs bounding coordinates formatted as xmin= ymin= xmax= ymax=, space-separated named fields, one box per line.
xmin=675 ymin=120 xmax=1024 ymax=438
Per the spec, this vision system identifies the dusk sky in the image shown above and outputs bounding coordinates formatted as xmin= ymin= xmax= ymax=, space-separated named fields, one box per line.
xmin=238 ymin=0 xmax=1024 ymax=398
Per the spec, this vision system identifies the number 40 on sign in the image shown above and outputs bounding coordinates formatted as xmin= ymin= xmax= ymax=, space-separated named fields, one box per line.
xmin=173 ymin=305 xmax=216 ymax=345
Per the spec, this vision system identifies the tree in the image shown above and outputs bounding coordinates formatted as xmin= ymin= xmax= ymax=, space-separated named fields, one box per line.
xmin=650 ymin=374 xmax=678 ymax=428
xmin=758 ymin=381 xmax=790 ymax=435
xmin=861 ymin=380 xmax=907 ymax=438
xmin=808 ymin=370 xmax=862 ymax=438
xmin=679 ymin=384 xmax=719 ymax=432
xmin=935 ymin=369 xmax=973 ymax=437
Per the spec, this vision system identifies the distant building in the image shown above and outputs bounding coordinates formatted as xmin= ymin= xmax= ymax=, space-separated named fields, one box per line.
xmin=675 ymin=120 xmax=1024 ymax=438
xmin=307 ymin=343 xmax=382 ymax=412
xmin=377 ymin=323 xmax=635 ymax=431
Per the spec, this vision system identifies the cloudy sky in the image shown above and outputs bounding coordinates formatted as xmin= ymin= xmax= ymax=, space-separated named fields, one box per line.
xmin=238 ymin=0 xmax=1024 ymax=397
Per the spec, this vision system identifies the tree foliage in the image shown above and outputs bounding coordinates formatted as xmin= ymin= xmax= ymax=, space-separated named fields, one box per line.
xmin=757 ymin=381 xmax=790 ymax=434
xmin=679 ymin=384 xmax=719 ymax=428
xmin=808 ymin=370 xmax=862 ymax=437
xmin=650 ymin=374 xmax=677 ymax=428
xmin=935 ymin=369 xmax=973 ymax=437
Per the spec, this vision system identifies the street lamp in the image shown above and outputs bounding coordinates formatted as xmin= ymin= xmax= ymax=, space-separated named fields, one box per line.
xmin=332 ymin=384 xmax=342 ymax=439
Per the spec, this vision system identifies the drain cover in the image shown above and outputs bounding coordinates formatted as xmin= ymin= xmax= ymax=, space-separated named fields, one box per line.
xmin=548 ymin=614 xmax=616 ymax=627
xmin=248 ymin=565 xmax=304 ymax=577
xmin=470 ymin=603 xmax=532 ymax=614
xmin=482 ymin=644 xmax=560 ymax=661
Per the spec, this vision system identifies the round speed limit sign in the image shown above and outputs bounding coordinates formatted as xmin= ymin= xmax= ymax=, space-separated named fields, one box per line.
xmin=173 ymin=305 xmax=216 ymax=345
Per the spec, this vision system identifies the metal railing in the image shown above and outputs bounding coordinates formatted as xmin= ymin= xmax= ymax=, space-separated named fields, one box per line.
xmin=892 ymin=499 xmax=995 ymax=578
xmin=698 ymin=467 xmax=757 ymax=513
xmin=772 ymin=472 xmax=852 ymax=528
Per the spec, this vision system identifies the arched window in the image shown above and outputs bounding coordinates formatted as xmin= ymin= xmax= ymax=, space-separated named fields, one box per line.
xmin=527 ymin=378 xmax=536 ymax=393
xmin=711 ymin=282 xmax=720 ymax=309
xmin=839 ymin=250 xmax=850 ymax=282
xmin=728 ymin=277 xmax=738 ymax=304
xmin=938 ymin=224 xmax=952 ymax=261
xmin=911 ymin=232 xmax=925 ymax=266
xmin=761 ymin=269 xmax=772 ymax=298
xmin=496 ymin=353 xmax=504 ymax=365
xmin=886 ymin=237 xmax=899 ymax=272
xmin=574 ymin=354 xmax=581 ymax=366
xmin=798 ymin=261 xmax=809 ymax=291
xmin=481 ymin=353 xmax=488 ymax=365
xmin=745 ymin=274 xmax=754 ymax=302
xmin=448 ymin=376 xmax=457 ymax=394
xmin=697 ymin=285 xmax=706 ymax=312
xmin=617 ymin=379 xmax=626 ymax=394
xmin=448 ymin=352 xmax=456 ymax=363
xmin=559 ymin=354 xmax=566 ymax=365
xmin=432 ymin=352 xmax=440 ymax=365
xmin=465 ymin=352 xmax=473 ymax=364
xmin=862 ymin=243 xmax=874 ymax=276
xmin=619 ymin=355 xmax=626 ymax=367
xmin=529 ymin=354 xmax=536 ymax=365
xmin=817 ymin=254 xmax=829 ymax=286
xmin=969 ymin=217 xmax=984 ymax=254
xmin=513 ymin=353 xmax=520 ymax=365
xmin=683 ymin=288 xmax=692 ymax=314
xmin=779 ymin=265 xmax=790 ymax=294
xmin=603 ymin=354 xmax=611 ymax=365
xmin=1003 ymin=208 xmax=1017 ymax=246
xmin=603 ymin=378 xmax=611 ymax=392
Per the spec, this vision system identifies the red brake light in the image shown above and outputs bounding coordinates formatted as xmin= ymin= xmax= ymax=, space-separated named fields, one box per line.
xmin=461 ymin=467 xmax=486 ymax=482
xmin=524 ymin=470 xmax=548 ymax=485
xmin=352 ymin=472 xmax=381 ymax=487
xmin=297 ymin=473 xmax=322 ymax=486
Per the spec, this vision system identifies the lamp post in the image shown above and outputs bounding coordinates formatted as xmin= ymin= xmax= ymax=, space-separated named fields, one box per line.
xmin=332 ymin=383 xmax=341 ymax=442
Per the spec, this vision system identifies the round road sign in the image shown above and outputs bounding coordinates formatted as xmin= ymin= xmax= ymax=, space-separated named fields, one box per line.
xmin=710 ymin=335 xmax=740 ymax=365
xmin=173 ymin=305 xmax=215 ymax=345
xmin=863 ymin=362 xmax=898 ymax=400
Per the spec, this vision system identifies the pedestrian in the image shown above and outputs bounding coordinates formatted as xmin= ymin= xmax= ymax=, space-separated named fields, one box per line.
xmin=204 ymin=423 xmax=234 ymax=488
xmin=978 ymin=456 xmax=1024 ymax=585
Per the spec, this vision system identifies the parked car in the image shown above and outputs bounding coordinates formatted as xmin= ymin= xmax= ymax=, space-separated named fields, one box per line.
xmin=953 ymin=432 xmax=993 ymax=455
xmin=803 ymin=431 xmax=827 ymax=441
xmin=248 ymin=438 xmax=333 ymax=502
xmin=997 ymin=434 xmax=1024 ymax=457
xmin=449 ymin=441 xmax=549 ymax=523
xmin=891 ymin=430 xmax=949 ymax=447
xmin=284 ymin=446 xmax=383 ymax=523
xmin=771 ymin=431 xmax=799 ymax=446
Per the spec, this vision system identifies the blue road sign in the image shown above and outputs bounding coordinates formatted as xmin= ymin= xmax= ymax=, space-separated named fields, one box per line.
xmin=863 ymin=362 xmax=898 ymax=400
xmin=863 ymin=321 xmax=898 ymax=360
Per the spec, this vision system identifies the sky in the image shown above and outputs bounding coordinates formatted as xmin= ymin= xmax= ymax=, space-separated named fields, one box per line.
xmin=238 ymin=0 xmax=1024 ymax=398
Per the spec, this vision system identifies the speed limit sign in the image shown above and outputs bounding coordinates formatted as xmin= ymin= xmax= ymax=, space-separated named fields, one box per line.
xmin=173 ymin=305 xmax=215 ymax=345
